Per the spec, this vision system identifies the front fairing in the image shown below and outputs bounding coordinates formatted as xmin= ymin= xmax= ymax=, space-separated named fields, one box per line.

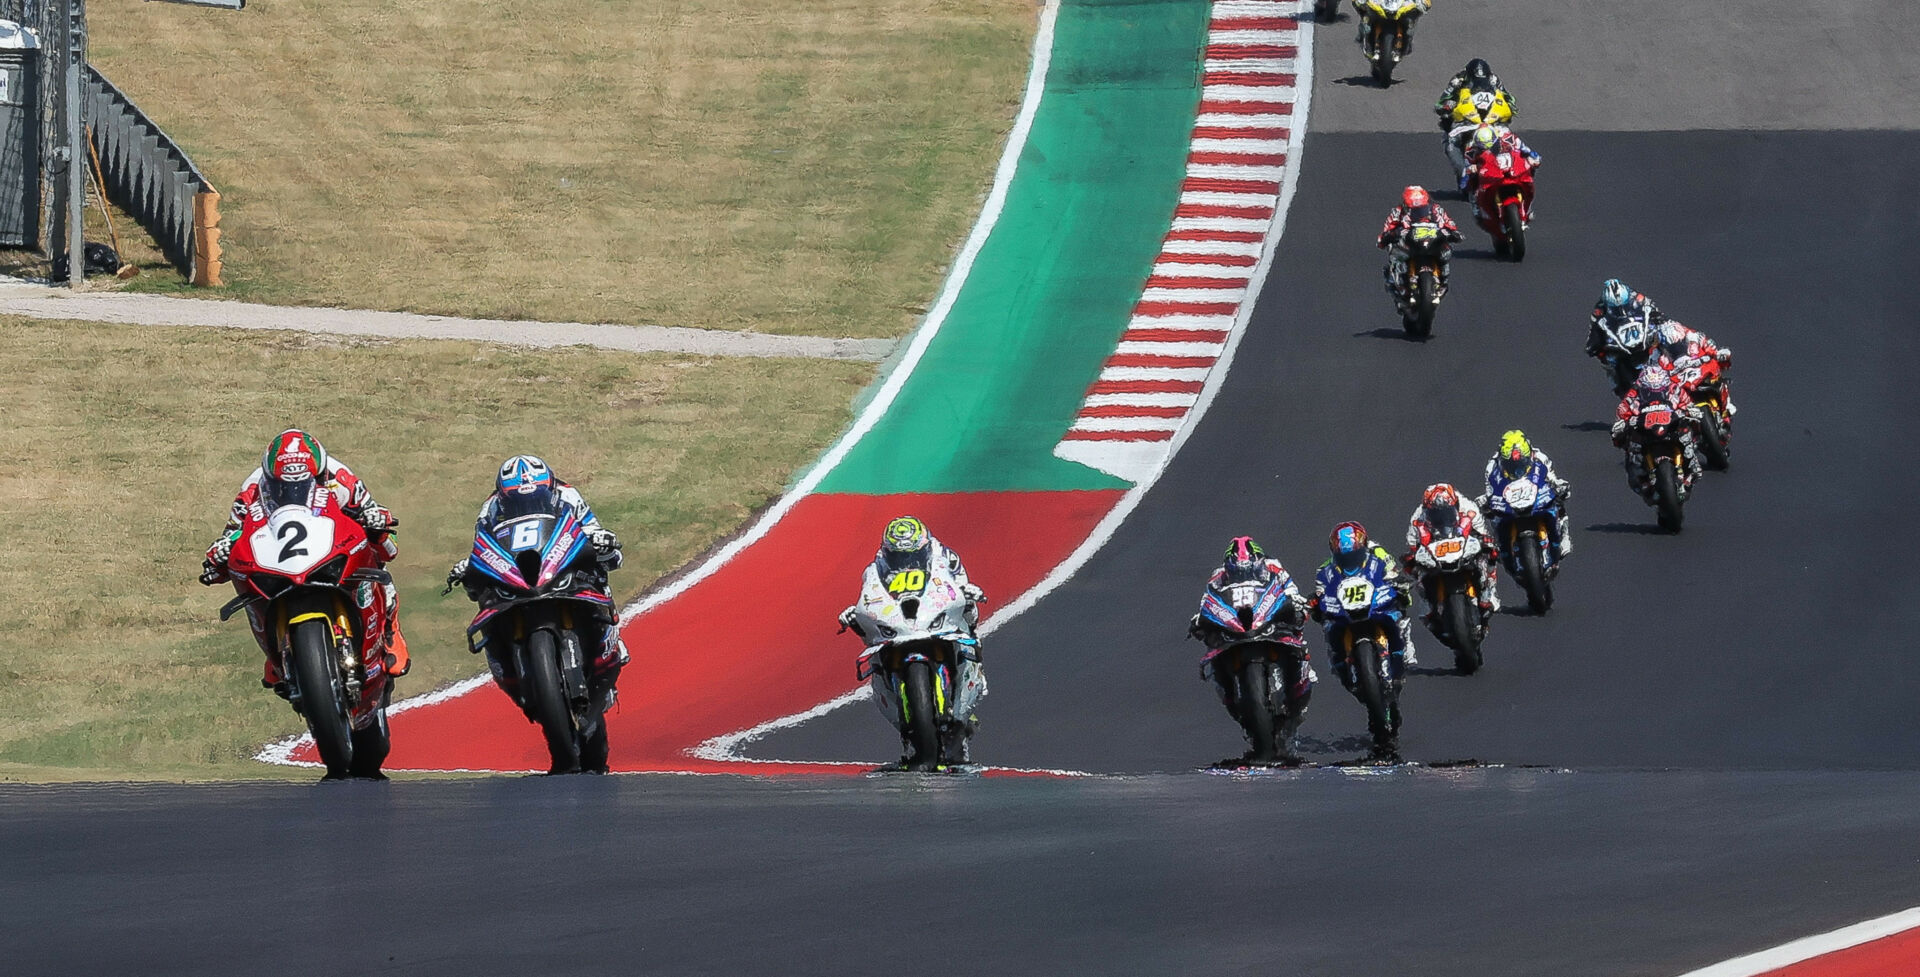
xmin=848 ymin=563 xmax=978 ymax=675
xmin=468 ymin=502 xmax=594 ymax=595
xmin=1320 ymin=561 xmax=1399 ymax=625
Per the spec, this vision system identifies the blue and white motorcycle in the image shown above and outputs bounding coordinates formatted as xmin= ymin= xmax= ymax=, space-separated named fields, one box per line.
xmin=1315 ymin=559 xmax=1407 ymax=755
xmin=1484 ymin=468 xmax=1563 ymax=615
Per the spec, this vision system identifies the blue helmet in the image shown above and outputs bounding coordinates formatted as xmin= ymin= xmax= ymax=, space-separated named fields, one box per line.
xmin=496 ymin=455 xmax=556 ymax=518
xmin=1601 ymin=279 xmax=1632 ymax=309
xmin=1330 ymin=521 xmax=1370 ymax=573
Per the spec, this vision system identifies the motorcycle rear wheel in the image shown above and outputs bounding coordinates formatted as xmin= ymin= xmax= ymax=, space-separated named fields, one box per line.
xmin=289 ymin=618 xmax=353 ymax=779
xmin=1349 ymin=638 xmax=1395 ymax=751
xmin=901 ymin=661 xmax=943 ymax=771
xmin=525 ymin=629 xmax=582 ymax=773
xmin=1516 ymin=529 xmax=1552 ymax=615
xmin=1238 ymin=658 xmax=1278 ymax=762
xmin=1444 ymin=589 xmax=1482 ymax=675
xmin=1654 ymin=457 xmax=1686 ymax=533
xmin=1501 ymin=202 xmax=1526 ymax=261
xmin=1698 ymin=409 xmax=1730 ymax=470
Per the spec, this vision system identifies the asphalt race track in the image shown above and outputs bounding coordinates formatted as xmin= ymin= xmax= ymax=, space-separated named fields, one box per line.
xmin=7 ymin=3 xmax=1917 ymax=975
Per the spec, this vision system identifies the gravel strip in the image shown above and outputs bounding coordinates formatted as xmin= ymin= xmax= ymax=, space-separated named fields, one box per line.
xmin=0 ymin=284 xmax=896 ymax=361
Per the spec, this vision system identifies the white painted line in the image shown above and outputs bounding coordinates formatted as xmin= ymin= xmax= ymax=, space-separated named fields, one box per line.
xmin=689 ymin=687 xmax=875 ymax=762
xmin=1177 ymin=189 xmax=1279 ymax=208
xmin=1204 ymin=58 xmax=1295 ymax=74
xmin=1191 ymin=136 xmax=1288 ymax=154
xmin=1168 ymin=216 xmax=1271 ymax=235
xmin=1098 ymin=366 xmax=1214 ymax=382
xmin=1212 ymin=0 xmax=1302 ymax=18
xmin=1115 ymin=340 xmax=1225 ymax=357
xmin=1070 ymin=415 xmax=1184 ymax=433
xmin=1140 ymin=285 xmax=1247 ymax=302
xmin=1085 ymin=392 xmax=1201 ymax=408
xmin=1185 ymin=162 xmax=1288 ymax=180
xmin=1201 ymin=84 xmax=1298 ymax=103
xmin=1127 ymin=313 xmax=1240 ymax=330
xmin=1671 ymin=906 xmax=1920 ymax=977
xmin=1157 ymin=239 xmax=1265 ymax=257
xmin=1150 ymin=264 xmax=1253 ymax=281
xmin=1196 ymin=112 xmax=1292 ymax=128
xmin=1207 ymin=29 xmax=1297 ymax=44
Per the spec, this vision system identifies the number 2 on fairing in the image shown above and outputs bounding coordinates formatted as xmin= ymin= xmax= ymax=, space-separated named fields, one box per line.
xmin=510 ymin=521 xmax=541 ymax=552
xmin=277 ymin=521 xmax=309 ymax=561
xmin=886 ymin=569 xmax=927 ymax=595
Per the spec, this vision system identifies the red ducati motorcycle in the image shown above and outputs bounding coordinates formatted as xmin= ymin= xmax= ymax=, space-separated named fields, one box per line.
xmin=221 ymin=494 xmax=399 ymax=778
xmin=1468 ymin=142 xmax=1536 ymax=261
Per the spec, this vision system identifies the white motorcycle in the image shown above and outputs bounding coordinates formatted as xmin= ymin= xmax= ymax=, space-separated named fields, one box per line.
xmin=841 ymin=557 xmax=986 ymax=771
xmin=1409 ymin=524 xmax=1489 ymax=674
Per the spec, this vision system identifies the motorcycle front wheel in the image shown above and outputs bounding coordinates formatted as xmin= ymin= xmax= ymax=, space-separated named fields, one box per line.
xmin=1444 ymin=588 xmax=1482 ymax=674
xmin=1654 ymin=456 xmax=1686 ymax=533
xmin=1348 ymin=638 xmax=1395 ymax=750
xmin=288 ymin=617 xmax=353 ymax=779
xmin=1516 ymin=529 xmax=1552 ymax=615
xmin=901 ymin=661 xmax=943 ymax=771
xmin=1698 ymin=410 xmax=1730 ymax=470
xmin=1407 ymin=268 xmax=1436 ymax=338
xmin=1237 ymin=658 xmax=1278 ymax=762
xmin=1501 ymin=202 xmax=1526 ymax=261
xmin=1370 ymin=28 xmax=1397 ymax=85
xmin=525 ymin=629 xmax=583 ymax=773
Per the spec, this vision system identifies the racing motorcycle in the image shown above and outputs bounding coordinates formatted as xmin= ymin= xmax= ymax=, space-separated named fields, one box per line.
xmin=1484 ymin=471 xmax=1562 ymax=616
xmin=1620 ymin=389 xmax=1697 ymax=533
xmin=1409 ymin=522 xmax=1488 ymax=674
xmin=1191 ymin=566 xmax=1312 ymax=764
xmin=1317 ymin=560 xmax=1405 ymax=756
xmin=843 ymin=555 xmax=985 ymax=771
xmin=1594 ymin=311 xmax=1658 ymax=395
xmin=1389 ymin=220 xmax=1449 ymax=338
xmin=1467 ymin=138 xmax=1535 ymax=260
xmin=454 ymin=495 xmax=621 ymax=774
xmin=1353 ymin=0 xmax=1426 ymax=86
xmin=220 ymin=494 xmax=398 ymax=779
xmin=1673 ymin=352 xmax=1733 ymax=470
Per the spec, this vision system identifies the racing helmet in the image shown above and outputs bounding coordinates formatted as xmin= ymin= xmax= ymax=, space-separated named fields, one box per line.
xmin=496 ymin=454 xmax=557 ymax=518
xmin=1222 ymin=535 xmax=1272 ymax=583
xmin=1472 ymin=125 xmax=1499 ymax=154
xmin=1422 ymin=484 xmax=1462 ymax=531
xmin=1498 ymin=429 xmax=1534 ymax=479
xmin=1329 ymin=521 xmax=1371 ymax=573
xmin=1465 ymin=58 xmax=1493 ymax=88
xmin=881 ymin=515 xmax=931 ymax=572
xmin=1402 ymin=185 xmax=1430 ymax=209
xmin=260 ymin=429 xmax=325 ymax=512
xmin=1601 ymin=278 xmax=1633 ymax=309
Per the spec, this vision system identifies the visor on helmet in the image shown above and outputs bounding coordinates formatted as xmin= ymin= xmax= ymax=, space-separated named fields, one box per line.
xmin=261 ymin=475 xmax=315 ymax=513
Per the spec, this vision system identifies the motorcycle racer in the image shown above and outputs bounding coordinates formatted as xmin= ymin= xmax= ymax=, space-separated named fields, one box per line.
xmin=1462 ymin=123 xmax=1541 ymax=198
xmin=1403 ymin=483 xmax=1500 ymax=623
xmin=1357 ymin=0 xmax=1432 ymax=57
xmin=1435 ymin=58 xmax=1514 ymax=129
xmin=1478 ymin=430 xmax=1573 ymax=563
xmin=1188 ymin=536 xmax=1316 ymax=760
xmin=1586 ymin=278 xmax=1671 ymax=392
xmin=199 ymin=430 xmax=408 ymax=697
xmin=1378 ymin=185 xmax=1464 ymax=296
xmin=446 ymin=455 xmax=629 ymax=709
xmin=1611 ymin=359 xmax=1706 ymax=488
xmin=1654 ymin=320 xmax=1737 ymax=418
xmin=1311 ymin=522 xmax=1419 ymax=677
xmin=839 ymin=516 xmax=987 ymax=763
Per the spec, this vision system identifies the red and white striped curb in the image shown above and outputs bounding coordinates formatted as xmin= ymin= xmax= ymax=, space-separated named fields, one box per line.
xmin=1054 ymin=0 xmax=1306 ymax=483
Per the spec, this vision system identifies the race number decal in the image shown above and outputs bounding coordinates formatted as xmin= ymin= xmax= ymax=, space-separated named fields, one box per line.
xmin=1338 ymin=579 xmax=1376 ymax=612
xmin=1503 ymin=480 xmax=1539 ymax=508
xmin=249 ymin=508 xmax=335 ymax=576
xmin=1411 ymin=225 xmax=1438 ymax=241
xmin=1433 ymin=538 xmax=1465 ymax=558
xmin=1643 ymin=407 xmax=1673 ymax=427
xmin=510 ymin=521 xmax=542 ymax=552
xmin=886 ymin=569 xmax=928 ymax=595
xmin=1615 ymin=322 xmax=1647 ymax=349
xmin=1472 ymin=91 xmax=1494 ymax=110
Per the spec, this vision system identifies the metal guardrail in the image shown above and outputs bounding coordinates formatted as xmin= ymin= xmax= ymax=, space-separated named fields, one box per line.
xmin=86 ymin=63 xmax=211 ymax=279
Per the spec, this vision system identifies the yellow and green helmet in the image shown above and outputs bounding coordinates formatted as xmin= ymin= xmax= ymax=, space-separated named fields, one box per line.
xmin=1499 ymin=429 xmax=1533 ymax=477
xmin=883 ymin=515 xmax=928 ymax=554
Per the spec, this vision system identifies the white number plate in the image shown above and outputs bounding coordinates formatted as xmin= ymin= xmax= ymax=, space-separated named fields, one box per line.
xmin=1338 ymin=578 xmax=1376 ymax=613
xmin=249 ymin=507 xmax=334 ymax=576
xmin=1503 ymin=480 xmax=1539 ymax=508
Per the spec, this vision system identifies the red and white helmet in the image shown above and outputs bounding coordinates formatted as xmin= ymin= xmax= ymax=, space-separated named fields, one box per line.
xmin=1422 ymin=483 xmax=1463 ymax=528
xmin=1402 ymin=185 xmax=1430 ymax=209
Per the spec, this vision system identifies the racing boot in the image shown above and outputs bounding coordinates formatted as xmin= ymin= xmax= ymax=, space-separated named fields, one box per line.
xmin=383 ymin=583 xmax=411 ymax=677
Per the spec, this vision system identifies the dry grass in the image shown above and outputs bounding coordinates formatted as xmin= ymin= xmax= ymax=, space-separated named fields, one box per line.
xmin=83 ymin=0 xmax=1035 ymax=336
xmin=0 ymin=316 xmax=872 ymax=779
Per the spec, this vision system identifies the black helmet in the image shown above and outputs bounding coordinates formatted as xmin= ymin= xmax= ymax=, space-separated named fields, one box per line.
xmin=1465 ymin=58 xmax=1492 ymax=86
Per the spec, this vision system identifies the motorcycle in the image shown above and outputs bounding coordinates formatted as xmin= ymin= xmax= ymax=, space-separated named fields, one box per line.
xmin=1594 ymin=311 xmax=1658 ymax=395
xmin=1467 ymin=140 xmax=1535 ymax=260
xmin=1409 ymin=523 xmax=1489 ymax=674
xmin=220 ymin=494 xmax=397 ymax=779
xmin=1191 ymin=567 xmax=1311 ymax=764
xmin=1353 ymin=0 xmax=1426 ymax=86
xmin=1444 ymin=87 xmax=1514 ymax=185
xmin=1673 ymin=353 xmax=1733 ymax=470
xmin=1389 ymin=220 xmax=1450 ymax=338
xmin=455 ymin=496 xmax=621 ymax=774
xmin=843 ymin=554 xmax=985 ymax=771
xmin=1484 ymin=470 xmax=1562 ymax=615
xmin=1318 ymin=560 xmax=1405 ymax=755
xmin=1621 ymin=390 xmax=1697 ymax=533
